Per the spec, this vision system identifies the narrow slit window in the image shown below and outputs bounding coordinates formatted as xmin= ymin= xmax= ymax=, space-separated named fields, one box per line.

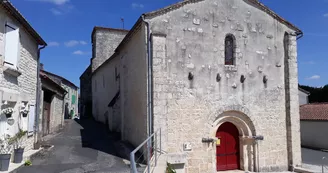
xmin=225 ymin=34 xmax=235 ymax=65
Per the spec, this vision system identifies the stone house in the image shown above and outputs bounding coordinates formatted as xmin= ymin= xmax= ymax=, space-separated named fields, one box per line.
xmin=85 ymin=0 xmax=304 ymax=172
xmin=39 ymin=70 xmax=66 ymax=137
xmin=0 ymin=0 xmax=46 ymax=152
xmin=298 ymin=87 xmax=310 ymax=106
xmin=41 ymin=69 xmax=79 ymax=119
xmin=300 ymin=103 xmax=328 ymax=150
xmin=79 ymin=65 xmax=92 ymax=118
xmin=80 ymin=27 xmax=128 ymax=119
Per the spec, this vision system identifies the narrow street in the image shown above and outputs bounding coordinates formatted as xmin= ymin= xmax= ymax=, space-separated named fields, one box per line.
xmin=17 ymin=119 xmax=131 ymax=173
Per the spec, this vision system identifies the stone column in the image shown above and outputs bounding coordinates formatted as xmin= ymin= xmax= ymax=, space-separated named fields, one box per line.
xmin=151 ymin=33 xmax=168 ymax=152
xmin=285 ymin=33 xmax=302 ymax=167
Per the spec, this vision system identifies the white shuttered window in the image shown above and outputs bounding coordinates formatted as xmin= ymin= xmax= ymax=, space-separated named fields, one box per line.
xmin=4 ymin=23 xmax=19 ymax=68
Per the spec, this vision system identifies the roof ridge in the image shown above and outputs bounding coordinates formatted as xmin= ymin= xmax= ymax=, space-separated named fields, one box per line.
xmin=143 ymin=0 xmax=301 ymax=33
xmin=41 ymin=70 xmax=78 ymax=89
xmin=1 ymin=0 xmax=46 ymax=45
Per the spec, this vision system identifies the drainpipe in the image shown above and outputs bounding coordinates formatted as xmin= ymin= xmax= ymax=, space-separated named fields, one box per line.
xmin=141 ymin=15 xmax=153 ymax=137
xmin=34 ymin=44 xmax=46 ymax=149
xmin=296 ymin=31 xmax=303 ymax=40
xmin=142 ymin=15 xmax=153 ymax=168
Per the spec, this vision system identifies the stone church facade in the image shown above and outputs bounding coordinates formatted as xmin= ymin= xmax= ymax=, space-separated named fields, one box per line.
xmin=84 ymin=0 xmax=303 ymax=172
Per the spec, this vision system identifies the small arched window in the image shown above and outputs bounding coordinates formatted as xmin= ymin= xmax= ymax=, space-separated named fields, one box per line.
xmin=225 ymin=34 xmax=235 ymax=65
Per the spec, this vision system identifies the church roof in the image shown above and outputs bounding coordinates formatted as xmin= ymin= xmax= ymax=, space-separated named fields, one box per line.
xmin=300 ymin=103 xmax=328 ymax=121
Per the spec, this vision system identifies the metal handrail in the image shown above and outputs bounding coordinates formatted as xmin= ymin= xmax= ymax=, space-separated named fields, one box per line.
xmin=322 ymin=157 xmax=328 ymax=173
xmin=130 ymin=129 xmax=162 ymax=173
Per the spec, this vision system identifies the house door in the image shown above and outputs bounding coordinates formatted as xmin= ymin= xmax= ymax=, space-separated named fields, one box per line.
xmin=216 ymin=122 xmax=240 ymax=171
xmin=43 ymin=102 xmax=51 ymax=136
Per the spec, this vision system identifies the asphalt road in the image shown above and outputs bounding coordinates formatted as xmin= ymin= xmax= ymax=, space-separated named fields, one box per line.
xmin=17 ymin=119 xmax=131 ymax=173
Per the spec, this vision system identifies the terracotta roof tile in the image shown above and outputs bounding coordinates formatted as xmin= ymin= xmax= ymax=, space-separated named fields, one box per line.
xmin=300 ymin=103 xmax=328 ymax=121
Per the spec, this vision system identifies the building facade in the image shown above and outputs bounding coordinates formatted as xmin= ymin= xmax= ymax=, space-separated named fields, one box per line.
xmin=298 ymin=87 xmax=310 ymax=106
xmin=300 ymin=103 xmax=328 ymax=150
xmin=0 ymin=0 xmax=46 ymax=152
xmin=41 ymin=70 xmax=79 ymax=119
xmin=87 ymin=0 xmax=303 ymax=172
xmin=80 ymin=27 xmax=128 ymax=119
xmin=40 ymin=71 xmax=66 ymax=136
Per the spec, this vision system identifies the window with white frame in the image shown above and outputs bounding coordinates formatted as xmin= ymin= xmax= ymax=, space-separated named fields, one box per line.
xmin=4 ymin=23 xmax=20 ymax=68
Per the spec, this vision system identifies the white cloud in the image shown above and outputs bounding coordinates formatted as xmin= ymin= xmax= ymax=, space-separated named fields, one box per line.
xmin=80 ymin=41 xmax=87 ymax=45
xmin=131 ymin=3 xmax=144 ymax=9
xmin=50 ymin=8 xmax=62 ymax=15
xmin=28 ymin=0 xmax=70 ymax=5
xmin=49 ymin=5 xmax=74 ymax=16
xmin=306 ymin=75 xmax=320 ymax=80
xmin=72 ymin=50 xmax=90 ymax=55
xmin=64 ymin=40 xmax=87 ymax=47
xmin=324 ymin=13 xmax=328 ymax=17
xmin=48 ymin=41 xmax=60 ymax=46
xmin=302 ymin=61 xmax=315 ymax=65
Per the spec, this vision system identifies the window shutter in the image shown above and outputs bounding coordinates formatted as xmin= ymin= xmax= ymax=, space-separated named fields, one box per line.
xmin=28 ymin=105 xmax=35 ymax=136
xmin=5 ymin=24 xmax=19 ymax=67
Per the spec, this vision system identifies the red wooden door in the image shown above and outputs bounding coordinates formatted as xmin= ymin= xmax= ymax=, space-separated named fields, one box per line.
xmin=216 ymin=122 xmax=240 ymax=171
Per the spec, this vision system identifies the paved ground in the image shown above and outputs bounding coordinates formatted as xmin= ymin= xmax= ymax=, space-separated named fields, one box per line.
xmin=17 ymin=119 xmax=132 ymax=173
xmin=302 ymin=147 xmax=328 ymax=172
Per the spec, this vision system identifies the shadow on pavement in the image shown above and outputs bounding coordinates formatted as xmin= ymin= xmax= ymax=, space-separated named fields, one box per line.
xmin=74 ymin=117 xmax=143 ymax=162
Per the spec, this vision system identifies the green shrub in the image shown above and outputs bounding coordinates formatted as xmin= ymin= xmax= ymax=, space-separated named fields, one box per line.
xmin=24 ymin=160 xmax=32 ymax=166
xmin=166 ymin=163 xmax=176 ymax=173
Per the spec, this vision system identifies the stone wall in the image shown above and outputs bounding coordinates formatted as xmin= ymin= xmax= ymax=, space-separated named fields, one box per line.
xmin=0 ymin=6 xmax=39 ymax=152
xmin=92 ymin=24 xmax=148 ymax=148
xmin=298 ymin=90 xmax=309 ymax=106
xmin=49 ymin=95 xmax=64 ymax=133
xmin=149 ymin=0 xmax=301 ymax=172
xmin=91 ymin=28 xmax=128 ymax=72
xmin=118 ymin=25 xmax=148 ymax=147
xmin=92 ymin=56 xmax=120 ymax=124
xmin=80 ymin=65 xmax=92 ymax=117
xmin=301 ymin=121 xmax=328 ymax=150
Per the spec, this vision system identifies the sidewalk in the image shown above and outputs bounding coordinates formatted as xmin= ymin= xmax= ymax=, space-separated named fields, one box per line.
xmin=4 ymin=147 xmax=44 ymax=173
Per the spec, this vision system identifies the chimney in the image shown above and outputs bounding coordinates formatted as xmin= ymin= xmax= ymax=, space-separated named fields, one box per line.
xmin=40 ymin=63 xmax=44 ymax=70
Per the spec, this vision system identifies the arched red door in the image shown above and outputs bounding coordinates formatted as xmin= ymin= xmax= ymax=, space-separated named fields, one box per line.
xmin=216 ymin=122 xmax=240 ymax=171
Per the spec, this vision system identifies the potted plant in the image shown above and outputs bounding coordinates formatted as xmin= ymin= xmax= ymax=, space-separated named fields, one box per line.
xmin=0 ymin=135 xmax=12 ymax=171
xmin=2 ymin=108 xmax=14 ymax=118
xmin=21 ymin=109 xmax=29 ymax=117
xmin=166 ymin=163 xmax=176 ymax=173
xmin=8 ymin=130 xmax=27 ymax=163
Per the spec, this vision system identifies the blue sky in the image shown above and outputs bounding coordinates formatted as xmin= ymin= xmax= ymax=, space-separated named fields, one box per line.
xmin=9 ymin=0 xmax=328 ymax=88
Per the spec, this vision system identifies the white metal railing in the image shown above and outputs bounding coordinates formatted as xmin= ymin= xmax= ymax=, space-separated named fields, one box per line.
xmin=322 ymin=157 xmax=328 ymax=173
xmin=130 ymin=129 xmax=162 ymax=173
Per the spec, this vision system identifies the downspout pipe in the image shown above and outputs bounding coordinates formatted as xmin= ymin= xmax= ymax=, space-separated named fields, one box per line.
xmin=34 ymin=44 xmax=46 ymax=149
xmin=142 ymin=15 xmax=153 ymax=137
xmin=296 ymin=31 xmax=303 ymax=40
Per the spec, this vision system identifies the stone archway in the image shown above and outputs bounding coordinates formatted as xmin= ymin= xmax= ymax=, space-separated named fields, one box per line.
xmin=211 ymin=111 xmax=257 ymax=172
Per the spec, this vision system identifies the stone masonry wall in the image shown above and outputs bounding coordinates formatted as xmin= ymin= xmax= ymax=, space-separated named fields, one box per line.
xmin=119 ymin=25 xmax=148 ymax=147
xmin=92 ymin=24 xmax=148 ymax=148
xmin=0 ymin=7 xmax=38 ymax=151
xmin=49 ymin=95 xmax=64 ymax=133
xmin=150 ymin=0 xmax=301 ymax=172
xmin=91 ymin=29 xmax=128 ymax=72
xmin=92 ymin=56 xmax=120 ymax=124
xmin=80 ymin=65 xmax=92 ymax=117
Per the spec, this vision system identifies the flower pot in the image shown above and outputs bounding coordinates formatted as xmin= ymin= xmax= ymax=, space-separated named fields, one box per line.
xmin=0 ymin=154 xmax=11 ymax=171
xmin=13 ymin=148 xmax=24 ymax=163
xmin=5 ymin=114 xmax=12 ymax=118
